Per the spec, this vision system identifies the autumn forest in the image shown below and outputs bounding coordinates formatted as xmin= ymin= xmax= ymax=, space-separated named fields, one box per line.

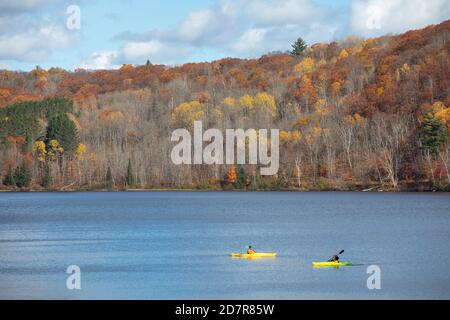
xmin=0 ymin=20 xmax=449 ymax=191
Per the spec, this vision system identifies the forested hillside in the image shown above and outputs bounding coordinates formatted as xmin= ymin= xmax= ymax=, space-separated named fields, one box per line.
xmin=1 ymin=20 xmax=449 ymax=191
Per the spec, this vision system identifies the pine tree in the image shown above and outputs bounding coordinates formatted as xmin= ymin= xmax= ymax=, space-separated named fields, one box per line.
xmin=22 ymin=134 xmax=31 ymax=153
xmin=14 ymin=165 xmax=32 ymax=188
xmin=125 ymin=159 xmax=135 ymax=186
xmin=46 ymin=113 xmax=79 ymax=155
xmin=290 ymin=37 xmax=307 ymax=56
xmin=235 ymin=165 xmax=247 ymax=189
xmin=105 ymin=166 xmax=114 ymax=190
xmin=2 ymin=165 xmax=15 ymax=186
xmin=420 ymin=112 xmax=448 ymax=159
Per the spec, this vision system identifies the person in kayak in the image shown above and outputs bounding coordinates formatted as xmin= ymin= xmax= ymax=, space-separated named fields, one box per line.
xmin=247 ymin=246 xmax=255 ymax=255
xmin=328 ymin=254 xmax=340 ymax=262
xmin=328 ymin=250 xmax=344 ymax=262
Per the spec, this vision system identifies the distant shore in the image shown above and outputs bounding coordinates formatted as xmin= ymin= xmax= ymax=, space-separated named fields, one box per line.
xmin=0 ymin=181 xmax=448 ymax=193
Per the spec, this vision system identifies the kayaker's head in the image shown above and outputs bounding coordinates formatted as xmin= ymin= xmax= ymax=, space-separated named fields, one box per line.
xmin=248 ymin=245 xmax=252 ymax=249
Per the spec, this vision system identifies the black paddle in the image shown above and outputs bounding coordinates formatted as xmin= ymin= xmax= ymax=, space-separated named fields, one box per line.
xmin=328 ymin=249 xmax=344 ymax=262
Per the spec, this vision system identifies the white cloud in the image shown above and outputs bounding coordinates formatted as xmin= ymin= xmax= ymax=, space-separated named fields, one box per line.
xmin=77 ymin=41 xmax=196 ymax=69
xmin=119 ymin=40 xmax=194 ymax=65
xmin=122 ymin=41 xmax=163 ymax=60
xmin=76 ymin=51 xmax=119 ymax=70
xmin=0 ymin=23 xmax=76 ymax=61
xmin=246 ymin=0 xmax=317 ymax=26
xmin=0 ymin=0 xmax=79 ymax=63
xmin=177 ymin=10 xmax=214 ymax=42
xmin=111 ymin=0 xmax=341 ymax=64
xmin=351 ymin=0 xmax=450 ymax=36
xmin=232 ymin=28 xmax=269 ymax=53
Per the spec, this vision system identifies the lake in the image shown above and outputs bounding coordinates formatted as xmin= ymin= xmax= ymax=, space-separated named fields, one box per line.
xmin=0 ymin=191 xmax=449 ymax=299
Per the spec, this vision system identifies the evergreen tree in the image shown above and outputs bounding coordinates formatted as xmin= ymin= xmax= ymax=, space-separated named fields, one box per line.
xmin=0 ymin=98 xmax=73 ymax=142
xmin=420 ymin=112 xmax=448 ymax=159
xmin=290 ymin=37 xmax=307 ymax=56
xmin=22 ymin=134 xmax=31 ymax=153
xmin=14 ymin=165 xmax=32 ymax=188
xmin=234 ymin=165 xmax=247 ymax=189
xmin=2 ymin=165 xmax=15 ymax=186
xmin=46 ymin=113 xmax=79 ymax=155
xmin=41 ymin=163 xmax=52 ymax=188
xmin=105 ymin=166 xmax=114 ymax=190
xmin=125 ymin=159 xmax=135 ymax=186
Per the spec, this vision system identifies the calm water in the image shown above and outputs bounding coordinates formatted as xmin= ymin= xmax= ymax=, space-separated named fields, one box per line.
xmin=0 ymin=192 xmax=449 ymax=299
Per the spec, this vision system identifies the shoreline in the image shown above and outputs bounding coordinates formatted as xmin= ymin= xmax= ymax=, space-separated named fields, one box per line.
xmin=0 ymin=187 xmax=447 ymax=193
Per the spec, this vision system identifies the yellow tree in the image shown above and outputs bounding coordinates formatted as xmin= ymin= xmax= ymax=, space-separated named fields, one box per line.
xmin=33 ymin=141 xmax=47 ymax=163
xmin=222 ymin=97 xmax=237 ymax=111
xmin=76 ymin=143 xmax=87 ymax=159
xmin=294 ymin=57 xmax=315 ymax=75
xmin=434 ymin=101 xmax=450 ymax=132
xmin=339 ymin=49 xmax=349 ymax=59
xmin=74 ymin=143 xmax=87 ymax=185
xmin=172 ymin=101 xmax=205 ymax=127
xmin=47 ymin=139 xmax=64 ymax=160
xmin=239 ymin=94 xmax=254 ymax=113
xmin=315 ymin=98 xmax=330 ymax=116
xmin=253 ymin=92 xmax=277 ymax=117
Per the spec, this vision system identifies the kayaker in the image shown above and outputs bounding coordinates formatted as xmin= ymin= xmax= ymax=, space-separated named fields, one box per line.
xmin=247 ymin=246 xmax=255 ymax=255
xmin=328 ymin=249 xmax=344 ymax=262
xmin=328 ymin=254 xmax=340 ymax=262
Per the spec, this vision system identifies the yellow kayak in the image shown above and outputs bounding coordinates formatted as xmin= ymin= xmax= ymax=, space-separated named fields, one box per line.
xmin=231 ymin=253 xmax=277 ymax=258
xmin=312 ymin=261 xmax=353 ymax=267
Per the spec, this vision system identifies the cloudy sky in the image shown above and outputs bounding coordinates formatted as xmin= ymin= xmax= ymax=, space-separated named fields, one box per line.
xmin=0 ymin=0 xmax=448 ymax=71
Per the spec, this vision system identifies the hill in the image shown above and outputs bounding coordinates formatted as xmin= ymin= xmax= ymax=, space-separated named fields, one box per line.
xmin=0 ymin=20 xmax=449 ymax=191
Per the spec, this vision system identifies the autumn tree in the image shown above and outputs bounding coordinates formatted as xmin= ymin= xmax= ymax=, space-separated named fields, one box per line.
xmin=372 ymin=115 xmax=410 ymax=189
xmin=227 ymin=165 xmax=237 ymax=184
xmin=253 ymin=92 xmax=277 ymax=122
xmin=172 ymin=101 xmax=205 ymax=128
xmin=294 ymin=57 xmax=314 ymax=75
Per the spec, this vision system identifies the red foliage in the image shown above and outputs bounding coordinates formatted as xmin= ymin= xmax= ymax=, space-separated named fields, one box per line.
xmin=0 ymin=20 xmax=447 ymax=120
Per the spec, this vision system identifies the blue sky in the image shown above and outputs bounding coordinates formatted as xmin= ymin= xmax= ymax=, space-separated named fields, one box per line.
xmin=0 ymin=0 xmax=448 ymax=71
